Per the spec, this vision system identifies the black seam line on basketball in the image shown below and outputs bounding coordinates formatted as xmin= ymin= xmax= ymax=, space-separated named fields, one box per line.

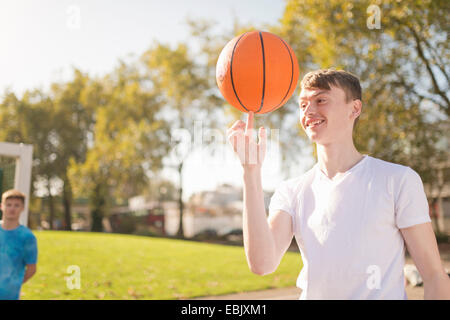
xmin=267 ymin=36 xmax=294 ymax=114
xmin=256 ymin=32 xmax=266 ymax=113
xmin=230 ymin=32 xmax=249 ymax=112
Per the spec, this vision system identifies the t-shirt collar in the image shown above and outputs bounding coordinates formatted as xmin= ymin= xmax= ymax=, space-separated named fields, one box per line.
xmin=315 ymin=155 xmax=369 ymax=183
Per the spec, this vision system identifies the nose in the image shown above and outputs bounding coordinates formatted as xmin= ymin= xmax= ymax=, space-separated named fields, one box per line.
xmin=300 ymin=101 xmax=317 ymax=123
xmin=303 ymin=101 xmax=317 ymax=115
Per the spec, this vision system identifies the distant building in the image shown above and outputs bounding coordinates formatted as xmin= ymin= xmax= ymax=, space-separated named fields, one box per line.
xmin=163 ymin=184 xmax=273 ymax=238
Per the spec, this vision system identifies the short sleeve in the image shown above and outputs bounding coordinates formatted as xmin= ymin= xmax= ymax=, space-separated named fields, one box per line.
xmin=23 ymin=234 xmax=38 ymax=265
xmin=395 ymin=167 xmax=431 ymax=229
xmin=268 ymin=180 xmax=296 ymax=218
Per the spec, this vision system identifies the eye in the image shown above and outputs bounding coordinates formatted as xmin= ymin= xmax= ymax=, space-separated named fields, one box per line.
xmin=318 ymin=99 xmax=326 ymax=103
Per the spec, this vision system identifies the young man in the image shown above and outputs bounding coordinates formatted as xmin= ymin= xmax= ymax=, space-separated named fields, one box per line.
xmin=0 ymin=189 xmax=38 ymax=300
xmin=227 ymin=69 xmax=450 ymax=299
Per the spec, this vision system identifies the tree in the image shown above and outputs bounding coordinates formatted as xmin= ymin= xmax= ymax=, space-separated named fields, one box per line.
xmin=276 ymin=0 xmax=449 ymax=182
xmin=0 ymin=89 xmax=61 ymax=228
xmin=49 ymin=69 xmax=95 ymax=230
xmin=69 ymin=62 xmax=171 ymax=232
xmin=141 ymin=38 xmax=219 ymax=238
xmin=0 ymin=69 xmax=99 ymax=230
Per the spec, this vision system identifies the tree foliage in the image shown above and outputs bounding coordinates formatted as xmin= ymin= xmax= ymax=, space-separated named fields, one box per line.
xmin=276 ymin=0 xmax=449 ymax=182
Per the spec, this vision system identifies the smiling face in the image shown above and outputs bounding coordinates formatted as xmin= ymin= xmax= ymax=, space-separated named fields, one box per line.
xmin=299 ymin=85 xmax=360 ymax=145
xmin=1 ymin=198 xmax=24 ymax=223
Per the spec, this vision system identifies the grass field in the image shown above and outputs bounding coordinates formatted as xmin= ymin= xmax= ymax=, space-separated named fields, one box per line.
xmin=21 ymin=231 xmax=303 ymax=300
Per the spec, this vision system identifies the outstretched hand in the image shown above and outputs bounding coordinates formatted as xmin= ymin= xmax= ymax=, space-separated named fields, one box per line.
xmin=227 ymin=111 xmax=266 ymax=169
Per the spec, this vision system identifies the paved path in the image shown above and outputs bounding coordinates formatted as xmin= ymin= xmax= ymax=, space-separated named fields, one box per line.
xmin=194 ymin=250 xmax=450 ymax=300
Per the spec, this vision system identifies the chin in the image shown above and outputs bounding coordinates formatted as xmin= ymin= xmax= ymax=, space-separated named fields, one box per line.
xmin=308 ymin=133 xmax=322 ymax=142
xmin=309 ymin=135 xmax=330 ymax=145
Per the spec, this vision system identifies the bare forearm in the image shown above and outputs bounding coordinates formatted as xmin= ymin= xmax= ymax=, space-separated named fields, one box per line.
xmin=424 ymin=273 xmax=450 ymax=300
xmin=23 ymin=268 xmax=36 ymax=284
xmin=242 ymin=167 xmax=276 ymax=275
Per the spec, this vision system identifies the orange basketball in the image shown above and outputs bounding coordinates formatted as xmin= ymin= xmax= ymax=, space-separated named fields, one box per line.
xmin=216 ymin=30 xmax=299 ymax=114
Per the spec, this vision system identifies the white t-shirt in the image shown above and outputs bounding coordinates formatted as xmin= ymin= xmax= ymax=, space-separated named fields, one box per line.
xmin=268 ymin=155 xmax=431 ymax=300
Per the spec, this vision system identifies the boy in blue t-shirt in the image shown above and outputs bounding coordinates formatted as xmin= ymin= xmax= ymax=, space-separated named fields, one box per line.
xmin=0 ymin=189 xmax=37 ymax=300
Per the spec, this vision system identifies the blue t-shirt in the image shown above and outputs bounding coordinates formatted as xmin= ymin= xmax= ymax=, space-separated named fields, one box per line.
xmin=0 ymin=224 xmax=38 ymax=300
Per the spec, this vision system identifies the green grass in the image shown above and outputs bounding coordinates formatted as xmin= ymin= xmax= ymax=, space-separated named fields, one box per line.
xmin=21 ymin=231 xmax=303 ymax=300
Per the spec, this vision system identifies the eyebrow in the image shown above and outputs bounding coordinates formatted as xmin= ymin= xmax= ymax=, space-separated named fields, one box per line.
xmin=299 ymin=90 xmax=329 ymax=102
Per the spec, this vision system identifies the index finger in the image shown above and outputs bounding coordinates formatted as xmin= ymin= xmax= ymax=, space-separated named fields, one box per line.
xmin=245 ymin=111 xmax=254 ymax=135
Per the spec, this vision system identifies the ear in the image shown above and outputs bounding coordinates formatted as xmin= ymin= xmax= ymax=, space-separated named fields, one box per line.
xmin=350 ymin=99 xmax=362 ymax=120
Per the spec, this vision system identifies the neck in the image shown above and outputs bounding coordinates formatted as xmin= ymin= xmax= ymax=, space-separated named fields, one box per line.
xmin=316 ymin=137 xmax=364 ymax=180
xmin=1 ymin=219 xmax=20 ymax=230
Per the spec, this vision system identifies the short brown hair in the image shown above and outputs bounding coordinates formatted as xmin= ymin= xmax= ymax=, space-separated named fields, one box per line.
xmin=1 ymin=189 xmax=26 ymax=205
xmin=301 ymin=69 xmax=362 ymax=126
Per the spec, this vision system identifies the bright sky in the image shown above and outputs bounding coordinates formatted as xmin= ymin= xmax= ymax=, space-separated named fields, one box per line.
xmin=0 ymin=0 xmax=286 ymax=94
xmin=0 ymin=0 xmax=315 ymax=200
